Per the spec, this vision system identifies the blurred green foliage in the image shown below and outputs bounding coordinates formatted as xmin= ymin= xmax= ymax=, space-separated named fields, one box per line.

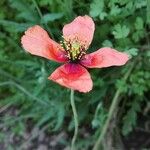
xmin=0 ymin=0 xmax=150 ymax=149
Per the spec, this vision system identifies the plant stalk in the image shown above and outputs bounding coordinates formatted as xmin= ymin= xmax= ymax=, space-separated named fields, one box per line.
xmin=93 ymin=63 xmax=135 ymax=150
xmin=70 ymin=89 xmax=79 ymax=150
xmin=32 ymin=0 xmax=54 ymax=39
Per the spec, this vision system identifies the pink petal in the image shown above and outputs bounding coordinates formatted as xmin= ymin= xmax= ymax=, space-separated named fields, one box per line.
xmin=63 ymin=15 xmax=95 ymax=48
xmin=21 ymin=25 xmax=68 ymax=63
xmin=48 ymin=63 xmax=93 ymax=93
xmin=80 ymin=47 xmax=129 ymax=68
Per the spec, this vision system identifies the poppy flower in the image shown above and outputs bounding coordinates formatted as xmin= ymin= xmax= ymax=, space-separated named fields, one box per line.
xmin=21 ymin=15 xmax=129 ymax=93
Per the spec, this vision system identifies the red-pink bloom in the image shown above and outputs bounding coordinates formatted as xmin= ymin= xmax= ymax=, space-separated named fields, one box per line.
xmin=21 ymin=15 xmax=129 ymax=93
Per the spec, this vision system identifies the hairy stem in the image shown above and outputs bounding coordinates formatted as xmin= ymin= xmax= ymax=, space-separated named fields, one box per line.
xmin=70 ymin=89 xmax=79 ymax=150
xmin=93 ymin=63 xmax=135 ymax=150
xmin=32 ymin=0 xmax=54 ymax=39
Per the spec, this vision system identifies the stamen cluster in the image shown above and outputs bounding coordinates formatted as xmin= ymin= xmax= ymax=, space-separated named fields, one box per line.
xmin=60 ymin=37 xmax=86 ymax=62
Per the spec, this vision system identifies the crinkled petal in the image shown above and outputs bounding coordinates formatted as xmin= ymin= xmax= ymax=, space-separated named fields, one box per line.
xmin=48 ymin=63 xmax=93 ymax=92
xmin=81 ymin=47 xmax=129 ymax=68
xmin=63 ymin=15 xmax=95 ymax=48
xmin=21 ymin=25 xmax=68 ymax=63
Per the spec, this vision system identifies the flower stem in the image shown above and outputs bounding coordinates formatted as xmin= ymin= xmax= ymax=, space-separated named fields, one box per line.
xmin=70 ymin=89 xmax=78 ymax=150
xmin=32 ymin=0 xmax=54 ymax=39
xmin=32 ymin=0 xmax=43 ymax=18
xmin=92 ymin=63 xmax=135 ymax=150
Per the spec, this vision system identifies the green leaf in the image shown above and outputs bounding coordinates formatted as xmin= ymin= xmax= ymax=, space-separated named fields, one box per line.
xmin=112 ymin=24 xmax=130 ymax=39
xmin=41 ymin=13 xmax=63 ymax=24
xmin=147 ymin=0 xmax=150 ymax=24
xmin=9 ymin=0 xmax=39 ymax=22
xmin=122 ymin=110 xmax=136 ymax=135
xmin=0 ymin=20 xmax=33 ymax=32
xmin=122 ymin=99 xmax=141 ymax=136
xmin=116 ymin=79 xmax=128 ymax=93
xmin=110 ymin=5 xmax=121 ymax=16
xmin=92 ymin=103 xmax=107 ymax=129
xmin=90 ymin=0 xmax=107 ymax=20
xmin=132 ymin=31 xmax=145 ymax=42
xmin=11 ymin=121 xmax=25 ymax=136
xmin=126 ymin=48 xmax=139 ymax=58
xmin=135 ymin=0 xmax=146 ymax=9
xmin=39 ymin=0 xmax=53 ymax=6
xmin=53 ymin=103 xmax=65 ymax=131
xmin=102 ymin=40 xmax=113 ymax=47
xmin=135 ymin=17 xmax=144 ymax=30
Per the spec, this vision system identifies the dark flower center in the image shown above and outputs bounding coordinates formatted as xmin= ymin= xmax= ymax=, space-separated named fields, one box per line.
xmin=60 ymin=37 xmax=86 ymax=62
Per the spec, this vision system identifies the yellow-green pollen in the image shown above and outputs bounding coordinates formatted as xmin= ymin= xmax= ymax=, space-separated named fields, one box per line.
xmin=60 ymin=37 xmax=86 ymax=62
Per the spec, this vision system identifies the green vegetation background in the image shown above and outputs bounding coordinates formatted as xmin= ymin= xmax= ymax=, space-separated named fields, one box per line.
xmin=0 ymin=0 xmax=150 ymax=149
